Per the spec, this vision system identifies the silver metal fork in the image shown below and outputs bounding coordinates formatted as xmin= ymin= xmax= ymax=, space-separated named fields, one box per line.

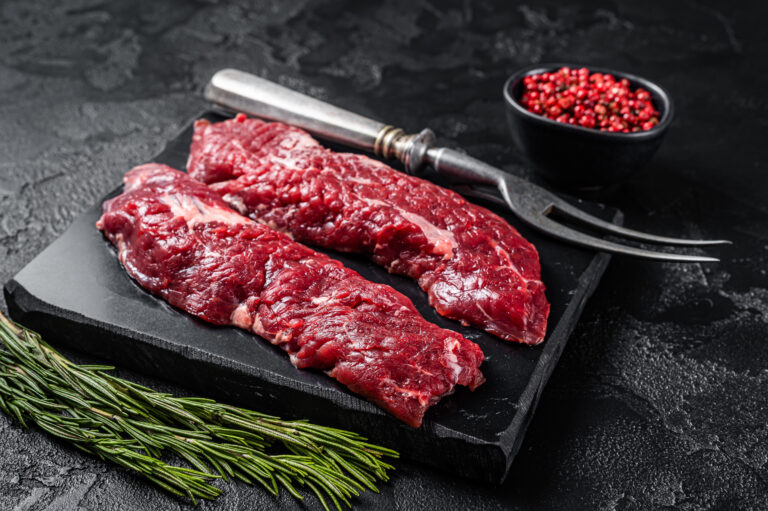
xmin=204 ymin=69 xmax=730 ymax=262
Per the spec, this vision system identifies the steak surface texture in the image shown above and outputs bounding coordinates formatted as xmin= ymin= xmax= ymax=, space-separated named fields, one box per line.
xmin=97 ymin=164 xmax=485 ymax=427
xmin=187 ymin=114 xmax=550 ymax=345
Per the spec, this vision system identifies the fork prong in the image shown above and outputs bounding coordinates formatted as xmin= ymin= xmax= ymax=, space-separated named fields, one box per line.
xmin=458 ymin=183 xmax=721 ymax=262
xmin=549 ymin=198 xmax=731 ymax=246
xmin=527 ymin=214 xmax=719 ymax=262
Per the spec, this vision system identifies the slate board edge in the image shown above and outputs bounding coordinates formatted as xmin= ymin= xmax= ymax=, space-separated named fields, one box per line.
xmin=497 ymin=242 xmax=616 ymax=481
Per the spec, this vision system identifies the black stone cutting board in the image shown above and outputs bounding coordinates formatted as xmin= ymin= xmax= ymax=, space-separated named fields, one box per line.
xmin=4 ymin=112 xmax=617 ymax=484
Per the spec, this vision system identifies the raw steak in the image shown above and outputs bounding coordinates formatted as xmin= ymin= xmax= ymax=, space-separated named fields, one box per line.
xmin=187 ymin=114 xmax=550 ymax=345
xmin=97 ymin=164 xmax=485 ymax=427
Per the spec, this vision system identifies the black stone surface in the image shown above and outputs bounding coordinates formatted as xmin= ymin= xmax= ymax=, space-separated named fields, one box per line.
xmin=4 ymin=110 xmax=614 ymax=483
xmin=0 ymin=1 xmax=765 ymax=509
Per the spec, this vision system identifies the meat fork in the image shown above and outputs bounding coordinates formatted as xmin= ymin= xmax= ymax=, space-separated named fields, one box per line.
xmin=204 ymin=69 xmax=730 ymax=262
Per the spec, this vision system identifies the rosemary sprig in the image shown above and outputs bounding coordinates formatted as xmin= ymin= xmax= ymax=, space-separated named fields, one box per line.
xmin=0 ymin=311 xmax=397 ymax=508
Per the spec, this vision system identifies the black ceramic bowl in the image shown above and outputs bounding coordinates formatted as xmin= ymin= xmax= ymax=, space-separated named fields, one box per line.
xmin=504 ymin=63 xmax=674 ymax=189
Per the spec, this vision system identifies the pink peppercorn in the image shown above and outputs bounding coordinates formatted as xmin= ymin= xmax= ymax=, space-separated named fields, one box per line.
xmin=520 ymin=66 xmax=661 ymax=132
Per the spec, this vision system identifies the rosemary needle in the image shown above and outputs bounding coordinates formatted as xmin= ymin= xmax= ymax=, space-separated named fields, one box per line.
xmin=0 ymin=311 xmax=397 ymax=508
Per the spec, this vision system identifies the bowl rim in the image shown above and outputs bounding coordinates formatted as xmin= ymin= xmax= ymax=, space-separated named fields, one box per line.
xmin=503 ymin=62 xmax=674 ymax=140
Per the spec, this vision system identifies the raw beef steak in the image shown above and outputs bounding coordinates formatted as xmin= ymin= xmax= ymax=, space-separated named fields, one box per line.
xmin=187 ymin=114 xmax=549 ymax=345
xmin=97 ymin=164 xmax=485 ymax=427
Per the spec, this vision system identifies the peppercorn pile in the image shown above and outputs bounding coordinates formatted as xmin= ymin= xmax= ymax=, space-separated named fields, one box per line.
xmin=520 ymin=67 xmax=661 ymax=132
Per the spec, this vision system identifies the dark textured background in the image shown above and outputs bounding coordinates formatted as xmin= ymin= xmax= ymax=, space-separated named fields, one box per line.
xmin=0 ymin=1 xmax=766 ymax=509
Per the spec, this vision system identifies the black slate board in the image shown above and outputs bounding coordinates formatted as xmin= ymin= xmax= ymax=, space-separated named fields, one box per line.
xmin=4 ymin=112 xmax=617 ymax=483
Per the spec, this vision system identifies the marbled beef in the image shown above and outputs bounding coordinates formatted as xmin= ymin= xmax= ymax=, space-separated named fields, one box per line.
xmin=97 ymin=164 xmax=485 ymax=427
xmin=187 ymin=115 xmax=549 ymax=345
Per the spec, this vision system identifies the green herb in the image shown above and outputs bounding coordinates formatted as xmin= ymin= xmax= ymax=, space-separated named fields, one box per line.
xmin=0 ymin=311 xmax=397 ymax=508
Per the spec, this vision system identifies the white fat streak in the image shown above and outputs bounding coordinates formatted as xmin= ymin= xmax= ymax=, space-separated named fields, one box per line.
xmin=476 ymin=302 xmax=496 ymax=324
xmin=443 ymin=337 xmax=463 ymax=383
xmin=159 ymin=193 xmax=250 ymax=231
xmin=362 ymin=198 xmax=456 ymax=258
xmin=230 ymin=303 xmax=252 ymax=329
xmin=262 ymin=218 xmax=293 ymax=238
xmin=222 ymin=193 xmax=247 ymax=215
xmin=268 ymin=130 xmax=320 ymax=167
xmin=384 ymin=336 xmax=465 ymax=406
xmin=247 ymin=315 xmax=293 ymax=348
xmin=347 ymin=176 xmax=376 ymax=186
xmin=400 ymin=210 xmax=456 ymax=257
xmin=490 ymin=239 xmax=531 ymax=285
xmin=252 ymin=315 xmax=266 ymax=337
xmin=311 ymin=295 xmax=332 ymax=306
xmin=392 ymin=383 xmax=432 ymax=406
xmin=113 ymin=233 xmax=128 ymax=265
xmin=123 ymin=170 xmax=152 ymax=191
xmin=273 ymin=330 xmax=293 ymax=344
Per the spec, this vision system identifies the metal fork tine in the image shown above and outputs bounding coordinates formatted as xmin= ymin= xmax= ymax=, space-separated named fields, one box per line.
xmin=527 ymin=215 xmax=719 ymax=262
xmin=549 ymin=197 xmax=731 ymax=246
xmin=457 ymin=184 xmax=718 ymax=262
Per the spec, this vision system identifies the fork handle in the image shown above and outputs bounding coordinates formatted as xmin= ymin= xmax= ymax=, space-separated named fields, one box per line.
xmin=205 ymin=69 xmax=505 ymax=186
xmin=206 ymin=69 xmax=389 ymax=152
xmin=425 ymin=147 xmax=505 ymax=186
